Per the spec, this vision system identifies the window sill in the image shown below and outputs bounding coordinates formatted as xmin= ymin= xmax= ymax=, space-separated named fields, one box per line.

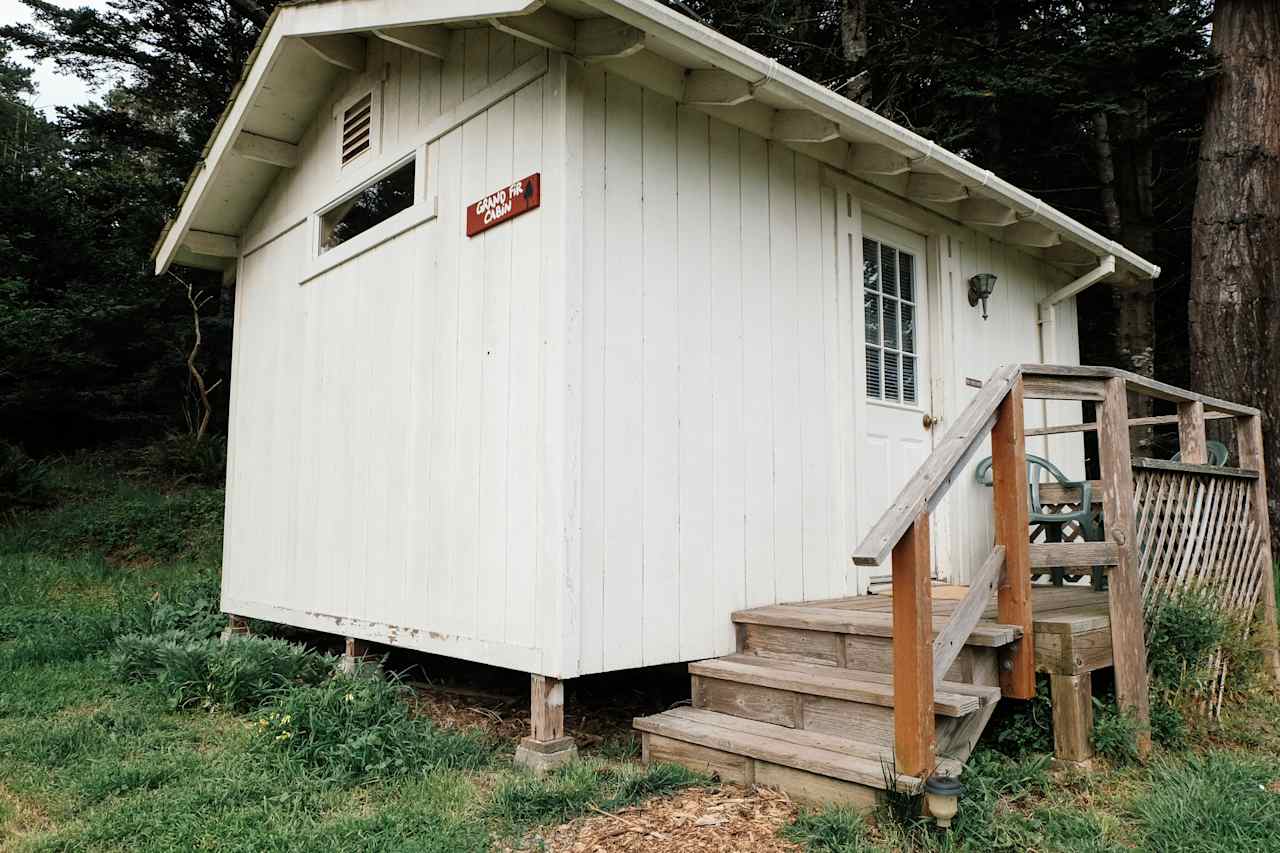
xmin=300 ymin=196 xmax=438 ymax=286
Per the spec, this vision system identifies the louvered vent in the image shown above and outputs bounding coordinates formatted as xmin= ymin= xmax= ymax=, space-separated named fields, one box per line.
xmin=341 ymin=93 xmax=373 ymax=166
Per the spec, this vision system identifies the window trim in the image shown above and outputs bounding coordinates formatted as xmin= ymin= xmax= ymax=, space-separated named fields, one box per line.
xmin=300 ymin=147 xmax=437 ymax=286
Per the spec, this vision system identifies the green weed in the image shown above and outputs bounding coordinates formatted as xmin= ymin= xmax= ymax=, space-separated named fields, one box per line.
xmin=783 ymin=807 xmax=874 ymax=851
xmin=984 ymin=675 xmax=1053 ymax=757
xmin=1127 ymin=752 xmax=1280 ymax=852
xmin=488 ymin=759 xmax=707 ymax=828
xmin=249 ymin=674 xmax=499 ymax=783
xmin=110 ymin=633 xmax=336 ymax=711
xmin=1092 ymin=700 xmax=1141 ymax=764
xmin=0 ymin=440 xmax=53 ymax=519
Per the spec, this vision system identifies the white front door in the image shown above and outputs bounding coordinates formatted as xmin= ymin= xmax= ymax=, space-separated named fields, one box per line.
xmin=855 ymin=217 xmax=935 ymax=589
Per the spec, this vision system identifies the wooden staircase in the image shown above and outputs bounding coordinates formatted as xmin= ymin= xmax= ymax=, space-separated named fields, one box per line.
xmin=634 ymin=597 xmax=1019 ymax=807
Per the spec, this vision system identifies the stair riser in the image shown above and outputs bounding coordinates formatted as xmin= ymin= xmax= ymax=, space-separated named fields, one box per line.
xmin=739 ymin=623 xmax=998 ymax=684
xmin=694 ymin=674 xmax=961 ymax=752
xmin=642 ymin=731 xmax=881 ymax=810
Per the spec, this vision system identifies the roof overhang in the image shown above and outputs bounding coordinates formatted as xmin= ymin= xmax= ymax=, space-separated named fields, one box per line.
xmin=155 ymin=0 xmax=1160 ymax=283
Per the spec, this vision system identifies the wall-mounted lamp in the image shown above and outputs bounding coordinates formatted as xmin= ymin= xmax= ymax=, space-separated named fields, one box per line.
xmin=968 ymin=273 xmax=998 ymax=321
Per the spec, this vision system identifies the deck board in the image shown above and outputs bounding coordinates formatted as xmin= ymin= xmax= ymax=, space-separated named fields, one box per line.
xmin=771 ymin=585 xmax=1113 ymax=675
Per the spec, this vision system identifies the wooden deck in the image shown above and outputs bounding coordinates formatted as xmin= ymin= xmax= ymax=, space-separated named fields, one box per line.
xmin=809 ymin=583 xmax=1113 ymax=676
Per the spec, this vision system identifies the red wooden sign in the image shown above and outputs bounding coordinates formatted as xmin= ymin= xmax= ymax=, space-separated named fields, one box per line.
xmin=466 ymin=173 xmax=541 ymax=237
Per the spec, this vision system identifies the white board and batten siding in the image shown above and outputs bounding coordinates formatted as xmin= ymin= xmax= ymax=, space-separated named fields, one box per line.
xmin=224 ymin=31 xmax=568 ymax=675
xmin=222 ymin=40 xmax=1085 ymax=680
xmin=570 ymin=65 xmax=1085 ymax=675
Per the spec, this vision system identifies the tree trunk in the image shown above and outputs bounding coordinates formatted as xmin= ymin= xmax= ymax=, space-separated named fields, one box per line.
xmin=1092 ymin=103 xmax=1157 ymax=453
xmin=840 ymin=0 xmax=870 ymax=105
xmin=1190 ymin=0 xmax=1280 ymax=541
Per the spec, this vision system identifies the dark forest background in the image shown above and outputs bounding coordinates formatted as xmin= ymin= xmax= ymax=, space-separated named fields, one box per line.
xmin=0 ymin=1 xmax=1275 ymax=505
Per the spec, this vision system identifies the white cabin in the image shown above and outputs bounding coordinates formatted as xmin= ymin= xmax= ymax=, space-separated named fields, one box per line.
xmin=156 ymin=0 xmax=1160 ymax=686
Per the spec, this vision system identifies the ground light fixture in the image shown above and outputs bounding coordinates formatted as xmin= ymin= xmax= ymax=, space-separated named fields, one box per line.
xmin=924 ymin=773 xmax=964 ymax=828
xmin=968 ymin=272 xmax=998 ymax=320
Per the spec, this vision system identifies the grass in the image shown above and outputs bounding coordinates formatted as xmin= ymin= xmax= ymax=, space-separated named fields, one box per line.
xmin=4 ymin=452 xmax=1280 ymax=852
xmin=0 ymin=454 xmax=706 ymax=851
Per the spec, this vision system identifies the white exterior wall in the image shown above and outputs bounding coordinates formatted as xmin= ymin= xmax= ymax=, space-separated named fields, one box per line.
xmin=569 ymin=65 xmax=1085 ymax=675
xmin=221 ymin=41 xmax=1086 ymax=679
xmin=223 ymin=32 xmax=569 ymax=674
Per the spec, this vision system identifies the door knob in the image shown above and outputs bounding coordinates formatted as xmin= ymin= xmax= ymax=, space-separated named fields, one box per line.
xmin=923 ymin=413 xmax=941 ymax=430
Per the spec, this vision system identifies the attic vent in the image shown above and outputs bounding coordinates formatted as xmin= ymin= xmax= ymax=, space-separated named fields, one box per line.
xmin=341 ymin=92 xmax=373 ymax=166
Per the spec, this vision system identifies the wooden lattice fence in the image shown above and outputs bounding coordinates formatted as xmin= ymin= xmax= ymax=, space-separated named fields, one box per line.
xmin=1133 ymin=462 xmax=1268 ymax=712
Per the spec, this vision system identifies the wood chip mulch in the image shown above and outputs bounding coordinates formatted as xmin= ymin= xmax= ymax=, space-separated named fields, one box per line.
xmin=517 ymin=785 xmax=805 ymax=853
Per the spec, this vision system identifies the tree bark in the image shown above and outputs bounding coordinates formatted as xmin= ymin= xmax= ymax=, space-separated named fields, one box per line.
xmin=1092 ymin=103 xmax=1157 ymax=453
xmin=840 ymin=0 xmax=870 ymax=105
xmin=1190 ymin=0 xmax=1280 ymax=542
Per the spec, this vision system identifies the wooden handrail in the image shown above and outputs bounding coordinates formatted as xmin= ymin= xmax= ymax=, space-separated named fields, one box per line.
xmin=852 ymin=364 xmax=1021 ymax=567
xmin=1026 ymin=411 xmax=1234 ymax=438
xmin=1021 ymin=363 xmax=1261 ymax=416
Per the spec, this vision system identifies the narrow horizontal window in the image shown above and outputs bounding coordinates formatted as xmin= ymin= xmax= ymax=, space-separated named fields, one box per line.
xmin=319 ymin=159 xmax=416 ymax=252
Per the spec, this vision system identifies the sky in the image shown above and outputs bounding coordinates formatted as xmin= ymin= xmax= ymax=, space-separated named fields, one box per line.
xmin=1 ymin=0 xmax=111 ymax=116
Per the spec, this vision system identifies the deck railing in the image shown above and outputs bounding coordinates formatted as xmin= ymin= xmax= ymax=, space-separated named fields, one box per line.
xmin=851 ymin=363 xmax=1279 ymax=778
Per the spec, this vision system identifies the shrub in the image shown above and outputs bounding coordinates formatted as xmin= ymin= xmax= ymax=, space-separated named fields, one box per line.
xmin=1149 ymin=693 xmax=1189 ymax=750
xmin=250 ymin=674 xmax=499 ymax=782
xmin=110 ymin=633 xmax=335 ymax=711
xmin=488 ymin=760 xmax=707 ymax=827
xmin=1092 ymin=699 xmax=1140 ymax=764
xmin=0 ymin=440 xmax=52 ymax=519
xmin=1146 ymin=591 xmax=1227 ymax=690
xmin=133 ymin=433 xmax=228 ymax=487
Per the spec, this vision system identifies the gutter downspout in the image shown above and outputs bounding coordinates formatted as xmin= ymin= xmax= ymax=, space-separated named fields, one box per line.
xmin=1036 ymin=254 xmax=1116 ymax=454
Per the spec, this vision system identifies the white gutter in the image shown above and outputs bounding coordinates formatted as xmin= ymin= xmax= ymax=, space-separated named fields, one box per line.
xmin=1038 ymin=254 xmax=1115 ymax=364
xmin=585 ymin=0 xmax=1162 ymax=281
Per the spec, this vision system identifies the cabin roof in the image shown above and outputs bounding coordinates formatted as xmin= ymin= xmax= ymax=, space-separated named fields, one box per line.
xmin=153 ymin=0 xmax=1160 ymax=282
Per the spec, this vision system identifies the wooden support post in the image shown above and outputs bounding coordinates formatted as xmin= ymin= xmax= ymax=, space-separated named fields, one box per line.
xmin=891 ymin=513 xmax=936 ymax=779
xmin=515 ymin=675 xmax=577 ymax=774
xmin=1050 ymin=673 xmax=1094 ymax=765
xmin=992 ymin=375 xmax=1036 ymax=699
xmin=1236 ymin=414 xmax=1280 ymax=681
xmin=340 ymin=637 xmax=378 ymax=674
xmin=220 ymin=615 xmax=250 ymax=643
xmin=1177 ymin=401 xmax=1208 ymax=464
xmin=1099 ymin=377 xmax=1151 ymax=754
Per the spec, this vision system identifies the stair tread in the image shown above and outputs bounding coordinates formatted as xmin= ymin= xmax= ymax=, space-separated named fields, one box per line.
xmin=635 ymin=706 xmax=920 ymax=791
xmin=732 ymin=604 xmax=1022 ymax=647
xmin=690 ymin=654 xmax=983 ymax=716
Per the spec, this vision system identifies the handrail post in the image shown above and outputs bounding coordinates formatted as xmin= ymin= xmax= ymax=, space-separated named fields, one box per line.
xmin=1235 ymin=414 xmax=1280 ymax=681
xmin=1177 ymin=401 xmax=1208 ymax=464
xmin=891 ymin=512 xmax=935 ymax=778
xmin=992 ymin=375 xmax=1036 ymax=699
xmin=1099 ymin=376 xmax=1151 ymax=754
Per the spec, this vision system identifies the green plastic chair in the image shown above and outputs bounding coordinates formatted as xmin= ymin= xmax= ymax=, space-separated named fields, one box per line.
xmin=974 ymin=454 xmax=1102 ymax=542
xmin=975 ymin=453 xmax=1107 ymax=589
xmin=1171 ymin=440 xmax=1229 ymax=466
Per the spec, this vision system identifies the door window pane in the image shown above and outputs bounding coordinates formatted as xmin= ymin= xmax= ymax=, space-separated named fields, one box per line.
xmin=863 ymin=238 xmax=919 ymax=404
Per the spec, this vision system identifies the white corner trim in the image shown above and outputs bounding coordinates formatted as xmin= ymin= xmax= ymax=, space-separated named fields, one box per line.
xmin=299 ymin=195 xmax=438 ymax=286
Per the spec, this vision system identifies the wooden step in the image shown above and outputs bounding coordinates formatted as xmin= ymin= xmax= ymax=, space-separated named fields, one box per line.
xmin=732 ymin=604 xmax=1022 ymax=647
xmin=634 ymin=706 xmax=920 ymax=792
xmin=690 ymin=655 xmax=982 ymax=717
